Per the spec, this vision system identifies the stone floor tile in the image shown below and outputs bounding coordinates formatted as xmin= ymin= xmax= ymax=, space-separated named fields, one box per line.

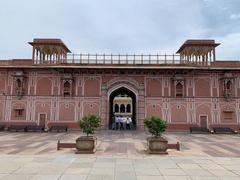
xmin=232 ymin=170 xmax=240 ymax=176
xmin=173 ymin=159 xmax=195 ymax=164
xmin=93 ymin=162 xmax=115 ymax=168
xmin=190 ymin=176 xmax=219 ymax=180
xmin=177 ymin=163 xmax=202 ymax=169
xmin=163 ymin=176 xmax=191 ymax=180
xmin=14 ymin=157 xmax=34 ymax=163
xmin=115 ymin=172 xmax=137 ymax=180
xmin=159 ymin=168 xmax=186 ymax=176
xmin=1 ymin=174 xmax=34 ymax=180
xmin=95 ymin=158 xmax=116 ymax=163
xmin=135 ymin=168 xmax=160 ymax=176
xmin=136 ymin=175 xmax=164 ymax=180
xmin=155 ymin=162 xmax=179 ymax=169
xmin=199 ymin=163 xmax=225 ymax=170
xmin=213 ymin=159 xmax=237 ymax=165
xmin=30 ymin=174 xmax=60 ymax=180
xmin=90 ymin=167 xmax=114 ymax=176
xmin=183 ymin=169 xmax=214 ymax=176
xmin=59 ymin=174 xmax=87 ymax=180
xmin=116 ymin=164 xmax=135 ymax=172
xmin=0 ymin=174 xmax=8 ymax=179
xmin=221 ymin=165 xmax=240 ymax=171
xmin=193 ymin=159 xmax=215 ymax=164
xmin=68 ymin=162 xmax=94 ymax=168
xmin=13 ymin=167 xmax=39 ymax=174
xmin=116 ymin=159 xmax=133 ymax=164
xmin=86 ymin=175 xmax=114 ymax=180
xmin=0 ymin=165 xmax=21 ymax=174
xmin=36 ymin=166 xmax=67 ymax=174
xmin=64 ymin=168 xmax=91 ymax=174
xmin=209 ymin=170 xmax=239 ymax=177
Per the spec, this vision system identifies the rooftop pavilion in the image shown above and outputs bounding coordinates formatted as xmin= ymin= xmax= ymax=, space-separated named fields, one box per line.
xmin=177 ymin=39 xmax=220 ymax=64
xmin=29 ymin=39 xmax=71 ymax=64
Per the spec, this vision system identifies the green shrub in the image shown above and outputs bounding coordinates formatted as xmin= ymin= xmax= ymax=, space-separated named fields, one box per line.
xmin=78 ymin=114 xmax=101 ymax=136
xmin=144 ymin=116 xmax=167 ymax=137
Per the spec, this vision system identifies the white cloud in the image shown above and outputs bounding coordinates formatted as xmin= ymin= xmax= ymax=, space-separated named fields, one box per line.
xmin=0 ymin=0 xmax=239 ymax=60
xmin=215 ymin=33 xmax=240 ymax=60
xmin=230 ymin=13 xmax=240 ymax=20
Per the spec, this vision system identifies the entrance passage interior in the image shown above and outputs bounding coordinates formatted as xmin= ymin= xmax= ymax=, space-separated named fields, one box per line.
xmin=109 ymin=87 xmax=136 ymax=130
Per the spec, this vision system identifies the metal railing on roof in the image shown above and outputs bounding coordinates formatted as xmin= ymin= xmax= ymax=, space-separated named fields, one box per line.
xmin=66 ymin=53 xmax=181 ymax=65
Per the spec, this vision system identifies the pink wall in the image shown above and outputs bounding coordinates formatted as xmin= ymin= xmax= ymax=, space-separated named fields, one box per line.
xmin=84 ymin=78 xmax=100 ymax=97
xmin=36 ymin=77 xmax=52 ymax=96
xmin=146 ymin=79 xmax=162 ymax=97
xmin=59 ymin=103 xmax=75 ymax=121
xmin=171 ymin=104 xmax=187 ymax=123
xmin=0 ymin=68 xmax=239 ymax=130
xmin=195 ymin=78 xmax=211 ymax=97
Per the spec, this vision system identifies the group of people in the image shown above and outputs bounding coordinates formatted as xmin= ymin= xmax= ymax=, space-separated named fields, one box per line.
xmin=111 ymin=116 xmax=133 ymax=130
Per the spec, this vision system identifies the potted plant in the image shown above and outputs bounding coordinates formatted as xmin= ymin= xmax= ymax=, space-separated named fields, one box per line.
xmin=144 ymin=116 xmax=168 ymax=154
xmin=76 ymin=114 xmax=101 ymax=154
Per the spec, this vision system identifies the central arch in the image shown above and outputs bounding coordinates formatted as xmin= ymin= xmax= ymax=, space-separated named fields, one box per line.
xmin=108 ymin=86 xmax=137 ymax=130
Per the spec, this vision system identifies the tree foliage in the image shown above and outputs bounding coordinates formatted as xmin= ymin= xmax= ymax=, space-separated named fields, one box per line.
xmin=78 ymin=114 xmax=101 ymax=136
xmin=144 ymin=116 xmax=167 ymax=137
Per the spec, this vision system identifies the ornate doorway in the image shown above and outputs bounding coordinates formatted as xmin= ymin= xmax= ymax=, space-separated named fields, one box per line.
xmin=39 ymin=114 xmax=46 ymax=128
xmin=108 ymin=87 xmax=136 ymax=130
xmin=200 ymin=115 xmax=208 ymax=128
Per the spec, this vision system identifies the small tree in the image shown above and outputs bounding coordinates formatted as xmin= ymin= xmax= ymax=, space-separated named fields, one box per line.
xmin=144 ymin=116 xmax=167 ymax=137
xmin=78 ymin=114 xmax=101 ymax=137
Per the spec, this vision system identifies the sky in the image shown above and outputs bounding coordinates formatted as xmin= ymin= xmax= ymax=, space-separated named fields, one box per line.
xmin=0 ymin=0 xmax=240 ymax=60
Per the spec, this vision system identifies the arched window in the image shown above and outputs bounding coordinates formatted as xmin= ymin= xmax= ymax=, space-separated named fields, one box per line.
xmin=114 ymin=104 xmax=119 ymax=113
xmin=224 ymin=80 xmax=233 ymax=98
xmin=63 ymin=81 xmax=71 ymax=97
xmin=15 ymin=78 xmax=23 ymax=96
xmin=126 ymin=104 xmax=131 ymax=113
xmin=120 ymin=104 xmax=125 ymax=113
xmin=226 ymin=80 xmax=232 ymax=90
xmin=176 ymin=82 xmax=183 ymax=98
xmin=16 ymin=79 xmax=22 ymax=88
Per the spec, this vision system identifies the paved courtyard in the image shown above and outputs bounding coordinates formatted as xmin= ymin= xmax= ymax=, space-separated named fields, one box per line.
xmin=0 ymin=130 xmax=240 ymax=179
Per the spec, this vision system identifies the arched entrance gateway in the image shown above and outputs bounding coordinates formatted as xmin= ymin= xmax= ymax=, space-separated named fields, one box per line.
xmin=108 ymin=87 xmax=137 ymax=130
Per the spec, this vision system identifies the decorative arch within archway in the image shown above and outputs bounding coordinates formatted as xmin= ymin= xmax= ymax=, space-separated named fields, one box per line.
xmin=107 ymin=83 xmax=138 ymax=130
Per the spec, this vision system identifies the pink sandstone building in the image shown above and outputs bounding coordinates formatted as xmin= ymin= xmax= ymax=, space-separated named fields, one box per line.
xmin=0 ymin=39 xmax=240 ymax=130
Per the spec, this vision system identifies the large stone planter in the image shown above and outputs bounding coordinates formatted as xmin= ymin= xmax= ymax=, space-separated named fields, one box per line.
xmin=76 ymin=136 xmax=97 ymax=154
xmin=147 ymin=136 xmax=168 ymax=154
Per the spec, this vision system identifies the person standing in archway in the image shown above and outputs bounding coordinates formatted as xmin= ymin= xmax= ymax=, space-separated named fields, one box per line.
xmin=111 ymin=116 xmax=116 ymax=130
xmin=126 ymin=116 xmax=132 ymax=130
xmin=119 ymin=116 xmax=125 ymax=130
xmin=115 ymin=116 xmax=119 ymax=130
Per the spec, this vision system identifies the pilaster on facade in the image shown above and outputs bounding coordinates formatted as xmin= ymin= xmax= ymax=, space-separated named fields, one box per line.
xmin=8 ymin=72 xmax=13 ymax=95
xmin=4 ymin=96 xmax=12 ymax=122
xmin=186 ymin=98 xmax=192 ymax=123
xmin=162 ymin=98 xmax=170 ymax=123
xmin=236 ymin=101 xmax=240 ymax=124
xmin=138 ymin=83 xmax=145 ymax=126
xmin=237 ymin=109 xmax=240 ymax=124
xmin=236 ymin=76 xmax=240 ymax=98
xmin=26 ymin=98 xmax=31 ymax=122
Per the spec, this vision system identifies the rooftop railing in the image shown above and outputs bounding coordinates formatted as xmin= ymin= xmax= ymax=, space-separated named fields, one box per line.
xmin=66 ymin=53 xmax=181 ymax=65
